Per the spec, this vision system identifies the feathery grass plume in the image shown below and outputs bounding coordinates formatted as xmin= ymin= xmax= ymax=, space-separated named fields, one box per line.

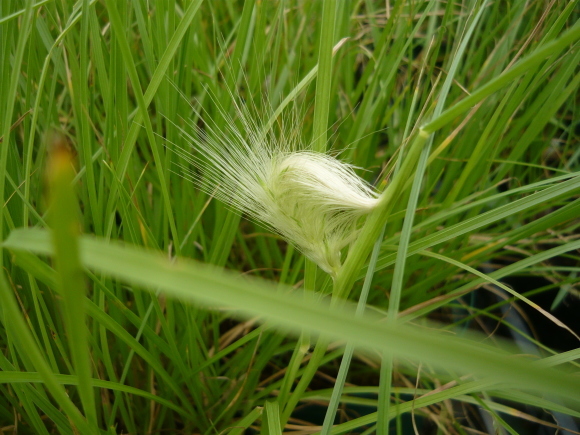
xmin=172 ymin=90 xmax=380 ymax=277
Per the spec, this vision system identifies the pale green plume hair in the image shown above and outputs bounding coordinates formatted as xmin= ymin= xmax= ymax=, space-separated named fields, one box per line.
xmin=173 ymin=93 xmax=379 ymax=277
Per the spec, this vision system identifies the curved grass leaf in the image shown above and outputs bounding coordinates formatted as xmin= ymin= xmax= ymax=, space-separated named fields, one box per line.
xmin=4 ymin=228 xmax=580 ymax=402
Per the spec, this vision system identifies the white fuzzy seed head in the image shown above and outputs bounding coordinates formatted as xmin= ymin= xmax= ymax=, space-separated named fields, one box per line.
xmin=174 ymin=98 xmax=379 ymax=276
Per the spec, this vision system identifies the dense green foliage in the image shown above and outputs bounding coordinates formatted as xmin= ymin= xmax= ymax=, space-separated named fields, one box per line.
xmin=1 ymin=1 xmax=579 ymax=434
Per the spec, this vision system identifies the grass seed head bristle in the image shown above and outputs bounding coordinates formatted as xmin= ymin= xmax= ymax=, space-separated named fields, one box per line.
xmin=176 ymin=93 xmax=379 ymax=276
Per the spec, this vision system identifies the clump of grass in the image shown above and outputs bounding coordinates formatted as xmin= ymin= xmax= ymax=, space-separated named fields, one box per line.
xmin=1 ymin=1 xmax=579 ymax=434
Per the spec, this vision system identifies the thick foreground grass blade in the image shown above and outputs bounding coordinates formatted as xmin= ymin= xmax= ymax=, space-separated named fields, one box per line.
xmin=4 ymin=228 xmax=580 ymax=402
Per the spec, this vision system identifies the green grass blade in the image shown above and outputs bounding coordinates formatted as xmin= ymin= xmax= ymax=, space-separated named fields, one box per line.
xmin=0 ymin=371 xmax=189 ymax=418
xmin=0 ymin=276 xmax=95 ymax=433
xmin=47 ymin=143 xmax=98 ymax=427
xmin=311 ymin=0 xmax=337 ymax=153
xmin=103 ymin=0 xmax=181 ymax=253
xmin=263 ymin=400 xmax=282 ymax=435
xmin=5 ymin=228 xmax=580 ymax=401
xmin=321 ymin=225 xmax=386 ymax=435
xmin=0 ymin=0 xmax=34 ymax=244
xmin=423 ymin=20 xmax=580 ymax=133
